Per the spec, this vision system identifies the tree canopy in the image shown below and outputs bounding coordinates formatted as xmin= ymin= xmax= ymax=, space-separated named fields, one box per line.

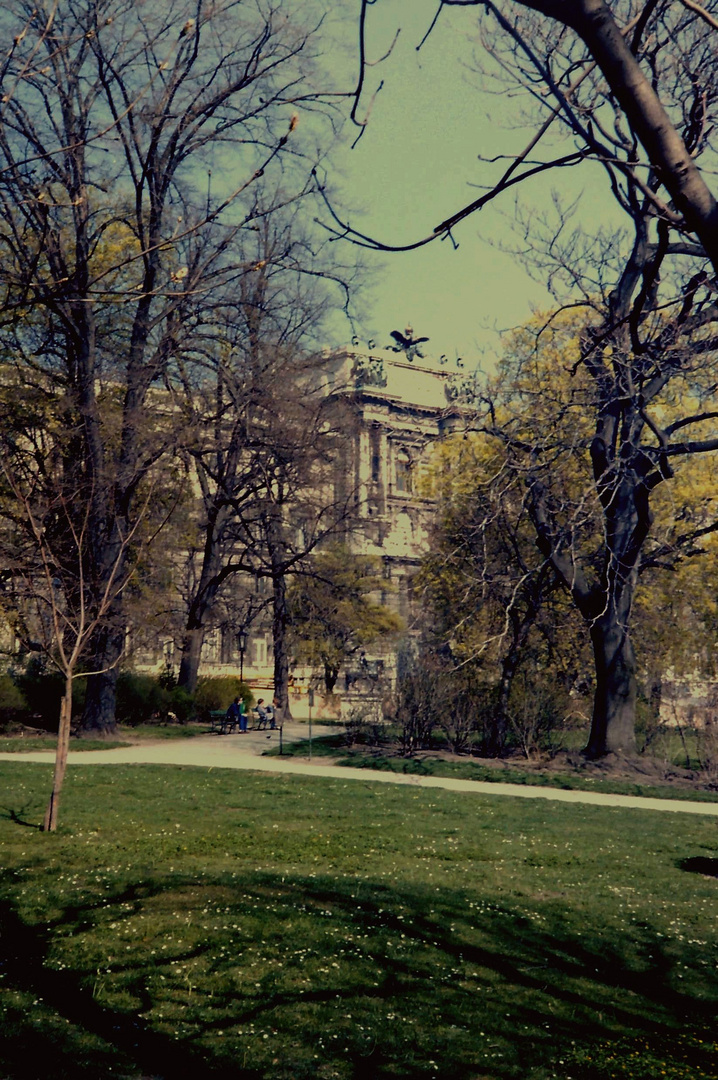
xmin=0 ymin=0 xmax=343 ymax=732
xmin=419 ymin=313 xmax=718 ymax=754
xmin=289 ymin=543 xmax=404 ymax=694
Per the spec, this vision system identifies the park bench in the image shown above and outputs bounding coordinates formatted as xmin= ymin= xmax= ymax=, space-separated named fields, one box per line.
xmin=253 ymin=707 xmax=276 ymax=730
xmin=209 ymin=709 xmax=238 ymax=735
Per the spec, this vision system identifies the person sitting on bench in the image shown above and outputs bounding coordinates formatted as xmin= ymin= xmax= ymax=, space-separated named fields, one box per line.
xmin=255 ymin=699 xmax=269 ymax=729
xmin=225 ymin=697 xmax=241 ymax=733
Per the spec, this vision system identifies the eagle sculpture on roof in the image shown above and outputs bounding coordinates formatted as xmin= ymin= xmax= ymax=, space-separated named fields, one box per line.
xmin=389 ymin=325 xmax=429 ymax=360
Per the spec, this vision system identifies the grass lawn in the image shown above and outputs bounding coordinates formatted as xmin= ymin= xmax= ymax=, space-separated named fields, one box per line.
xmin=268 ymin=734 xmax=718 ymax=803
xmin=0 ymin=762 xmax=717 ymax=1080
xmin=0 ymin=722 xmax=212 ymax=754
xmin=117 ymin=722 xmax=214 ymax=742
xmin=0 ymin=736 xmax=132 ymax=753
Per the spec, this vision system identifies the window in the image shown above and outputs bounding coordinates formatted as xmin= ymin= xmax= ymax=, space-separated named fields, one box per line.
xmin=398 ymin=579 xmax=410 ymax=619
xmin=295 ymin=516 xmax=312 ymax=549
xmin=201 ymin=630 xmax=220 ymax=663
xmin=253 ymin=636 xmax=268 ymax=667
xmin=220 ymin=627 xmax=233 ymax=664
xmin=370 ymin=426 xmax=382 ymax=482
xmin=381 ymin=561 xmax=391 ymax=605
xmin=372 ymin=450 xmax=381 ymax=482
xmin=395 ymin=449 xmax=413 ymax=493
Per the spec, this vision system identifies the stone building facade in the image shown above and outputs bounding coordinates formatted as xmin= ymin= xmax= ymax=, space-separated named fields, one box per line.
xmin=321 ymin=342 xmax=465 ymax=632
xmin=153 ymin=337 xmax=473 ymax=702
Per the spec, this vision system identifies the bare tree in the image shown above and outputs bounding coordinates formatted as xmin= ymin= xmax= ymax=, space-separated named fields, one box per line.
xmin=328 ymin=2 xmax=718 ymax=268
xmin=323 ymin=2 xmax=718 ymax=756
xmin=172 ymin=207 xmax=358 ymax=693
xmin=229 ymin=372 xmax=358 ymax=716
xmin=171 ymin=334 xmax=358 ymax=710
xmin=0 ymin=0 xmax=337 ymax=732
xmin=0 ymin=395 xmax=159 ymax=830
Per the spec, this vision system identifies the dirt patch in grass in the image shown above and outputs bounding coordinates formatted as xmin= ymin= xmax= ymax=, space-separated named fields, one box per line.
xmin=509 ymin=747 xmax=711 ymax=791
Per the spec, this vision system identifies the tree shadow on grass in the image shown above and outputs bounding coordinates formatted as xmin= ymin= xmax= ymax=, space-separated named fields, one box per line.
xmin=0 ymin=803 xmax=42 ymax=829
xmin=0 ymin=886 xmax=263 ymax=1080
xmin=286 ymin=874 xmax=717 ymax=1075
xmin=0 ymin=869 xmax=716 ymax=1079
xmin=679 ymin=856 xmax=718 ymax=877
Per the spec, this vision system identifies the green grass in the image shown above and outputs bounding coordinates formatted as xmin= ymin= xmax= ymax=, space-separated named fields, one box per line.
xmin=0 ymin=763 xmax=717 ymax=1080
xmin=0 ymin=722 xmax=211 ymax=754
xmin=267 ymin=735 xmax=718 ymax=803
xmin=0 ymin=736 xmax=131 ymax=753
xmin=116 ymin=722 xmax=212 ymax=741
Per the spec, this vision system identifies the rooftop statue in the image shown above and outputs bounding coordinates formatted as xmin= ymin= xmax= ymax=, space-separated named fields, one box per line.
xmin=445 ymin=372 xmax=479 ymax=405
xmin=352 ymin=354 xmax=387 ymax=388
xmin=389 ymin=325 xmax=429 ymax=361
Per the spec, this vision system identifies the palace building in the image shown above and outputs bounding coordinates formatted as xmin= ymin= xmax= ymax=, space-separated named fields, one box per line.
xmin=150 ymin=332 xmax=476 ymax=702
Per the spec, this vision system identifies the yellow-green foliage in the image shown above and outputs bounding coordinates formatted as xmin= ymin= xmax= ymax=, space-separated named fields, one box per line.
xmin=290 ymin=544 xmax=404 ymax=687
xmin=420 ymin=309 xmax=718 ymax=696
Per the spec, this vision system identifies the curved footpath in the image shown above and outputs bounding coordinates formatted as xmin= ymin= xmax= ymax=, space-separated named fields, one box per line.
xmin=1 ymin=728 xmax=717 ymax=816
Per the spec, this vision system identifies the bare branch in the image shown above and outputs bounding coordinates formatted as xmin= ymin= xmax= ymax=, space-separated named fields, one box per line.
xmin=675 ymin=0 xmax=718 ymax=33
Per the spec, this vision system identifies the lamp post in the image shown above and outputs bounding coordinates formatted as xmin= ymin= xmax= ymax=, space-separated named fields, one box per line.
xmin=237 ymin=629 xmax=248 ymax=683
xmin=308 ymin=686 xmax=314 ymax=762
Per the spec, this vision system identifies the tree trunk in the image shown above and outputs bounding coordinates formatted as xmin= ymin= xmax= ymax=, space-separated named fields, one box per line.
xmin=272 ymin=571 xmax=293 ymax=718
xmin=177 ymin=625 xmax=205 ymax=694
xmin=585 ymin=610 xmax=638 ymax=758
xmin=82 ymin=666 xmax=119 ymax=734
xmin=176 ymin=515 xmax=229 ymax=693
xmin=493 ymin=648 xmax=519 ymax=757
xmin=574 ymin=0 xmax=718 ymax=273
xmin=43 ymin=682 xmax=73 ymax=832
xmin=81 ymin=621 xmax=123 ymax=734
xmin=324 ymin=661 xmax=338 ymax=694
xmin=515 ymin=0 xmax=718 ymax=269
xmin=493 ymin=608 xmax=536 ymax=756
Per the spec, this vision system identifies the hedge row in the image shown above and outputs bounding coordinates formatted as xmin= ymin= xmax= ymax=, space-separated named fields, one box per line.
xmin=0 ymin=666 xmax=253 ymax=731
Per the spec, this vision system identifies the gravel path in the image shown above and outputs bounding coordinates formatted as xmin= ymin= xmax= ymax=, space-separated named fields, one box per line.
xmin=2 ymin=728 xmax=717 ymax=816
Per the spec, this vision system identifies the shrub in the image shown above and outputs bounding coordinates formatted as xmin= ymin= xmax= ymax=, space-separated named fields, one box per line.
xmin=343 ymin=703 xmax=386 ymax=747
xmin=392 ymin=665 xmax=441 ymax=755
xmin=195 ymin=676 xmax=253 ymax=715
xmin=115 ymin=673 xmax=198 ymax=726
xmin=166 ymin=685 xmax=196 ymax=724
xmin=504 ymin=669 xmax=571 ymax=758
xmin=0 ymin=674 xmax=28 ymax=731
xmin=440 ymin=682 xmax=480 ymax=755
xmin=14 ymin=659 xmax=86 ymax=731
xmin=116 ymin=673 xmax=162 ymax=726
xmin=390 ymin=646 xmax=582 ymax=759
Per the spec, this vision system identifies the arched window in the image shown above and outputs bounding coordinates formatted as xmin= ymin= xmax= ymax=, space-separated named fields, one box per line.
xmin=395 ymin=449 xmax=413 ymax=493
